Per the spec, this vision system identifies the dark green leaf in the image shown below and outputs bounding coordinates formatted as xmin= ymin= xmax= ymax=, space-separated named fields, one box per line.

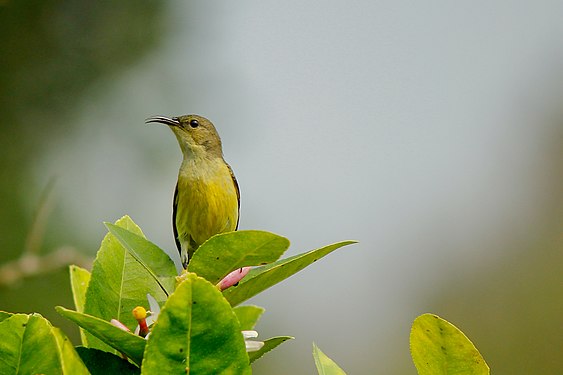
xmin=189 ymin=230 xmax=290 ymax=284
xmin=248 ymin=336 xmax=293 ymax=364
xmin=105 ymin=222 xmax=177 ymax=295
xmin=0 ymin=311 xmax=12 ymax=323
xmin=410 ymin=313 xmax=490 ymax=375
xmin=141 ymin=273 xmax=251 ymax=374
xmin=223 ymin=241 xmax=356 ymax=306
xmin=76 ymin=347 xmax=140 ymax=375
xmin=56 ymin=306 xmax=146 ymax=366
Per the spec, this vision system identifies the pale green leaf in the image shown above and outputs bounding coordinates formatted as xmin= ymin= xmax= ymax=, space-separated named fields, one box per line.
xmin=223 ymin=241 xmax=357 ymax=306
xmin=52 ymin=327 xmax=91 ymax=374
xmin=189 ymin=230 xmax=290 ymax=284
xmin=0 ymin=313 xmax=89 ymax=375
xmin=69 ymin=265 xmax=91 ymax=346
xmin=69 ymin=265 xmax=90 ymax=312
xmin=105 ymin=222 xmax=177 ymax=295
xmin=83 ymin=215 xmax=169 ymax=352
xmin=233 ymin=305 xmax=265 ymax=330
xmin=56 ymin=306 xmax=146 ymax=366
xmin=141 ymin=273 xmax=251 ymax=374
xmin=313 ymin=343 xmax=347 ymax=375
xmin=410 ymin=313 xmax=490 ymax=375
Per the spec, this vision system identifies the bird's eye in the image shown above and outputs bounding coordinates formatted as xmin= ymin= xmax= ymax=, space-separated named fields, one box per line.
xmin=189 ymin=119 xmax=199 ymax=128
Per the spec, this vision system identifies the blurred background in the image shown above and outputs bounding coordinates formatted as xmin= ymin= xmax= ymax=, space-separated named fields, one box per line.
xmin=1 ymin=1 xmax=562 ymax=373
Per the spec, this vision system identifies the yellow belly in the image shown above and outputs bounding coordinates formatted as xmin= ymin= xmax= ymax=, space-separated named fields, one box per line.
xmin=175 ymin=158 xmax=239 ymax=251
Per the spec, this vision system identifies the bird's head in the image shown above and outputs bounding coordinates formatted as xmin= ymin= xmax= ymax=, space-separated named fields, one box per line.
xmin=145 ymin=114 xmax=223 ymax=159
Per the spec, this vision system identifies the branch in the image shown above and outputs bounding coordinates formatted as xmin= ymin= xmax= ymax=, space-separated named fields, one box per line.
xmin=0 ymin=178 xmax=92 ymax=287
xmin=0 ymin=246 xmax=92 ymax=287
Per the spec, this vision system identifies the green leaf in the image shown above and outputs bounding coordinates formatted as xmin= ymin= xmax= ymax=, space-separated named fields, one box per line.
xmin=0 ymin=313 xmax=89 ymax=375
xmin=76 ymin=347 xmax=140 ymax=375
xmin=69 ymin=265 xmax=91 ymax=313
xmin=0 ymin=311 xmax=12 ymax=323
xmin=410 ymin=313 xmax=490 ymax=375
xmin=56 ymin=306 xmax=146 ymax=366
xmin=105 ymin=222 xmax=177 ymax=295
xmin=52 ymin=326 xmax=92 ymax=374
xmin=223 ymin=240 xmax=357 ymax=306
xmin=248 ymin=336 xmax=293 ymax=364
xmin=83 ymin=215 xmax=169 ymax=352
xmin=189 ymin=230 xmax=290 ymax=284
xmin=69 ymin=265 xmax=91 ymax=346
xmin=234 ymin=305 xmax=265 ymax=330
xmin=142 ymin=273 xmax=251 ymax=374
xmin=313 ymin=343 xmax=347 ymax=375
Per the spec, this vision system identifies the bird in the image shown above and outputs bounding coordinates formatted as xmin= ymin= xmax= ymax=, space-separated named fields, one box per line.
xmin=145 ymin=114 xmax=240 ymax=269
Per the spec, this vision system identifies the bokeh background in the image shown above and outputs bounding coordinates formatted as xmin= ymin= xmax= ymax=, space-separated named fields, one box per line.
xmin=1 ymin=1 xmax=562 ymax=373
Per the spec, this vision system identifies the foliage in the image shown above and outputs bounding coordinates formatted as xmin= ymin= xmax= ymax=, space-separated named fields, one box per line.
xmin=0 ymin=215 xmax=490 ymax=374
xmin=313 ymin=343 xmax=347 ymax=375
xmin=0 ymin=313 xmax=89 ymax=374
xmin=0 ymin=215 xmax=354 ymax=373
xmin=410 ymin=313 xmax=490 ymax=375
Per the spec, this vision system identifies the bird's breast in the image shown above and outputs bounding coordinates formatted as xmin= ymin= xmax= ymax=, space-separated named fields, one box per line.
xmin=175 ymin=158 xmax=239 ymax=246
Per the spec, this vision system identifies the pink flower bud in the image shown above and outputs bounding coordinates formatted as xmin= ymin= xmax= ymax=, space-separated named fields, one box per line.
xmin=110 ymin=319 xmax=131 ymax=332
xmin=217 ymin=267 xmax=251 ymax=291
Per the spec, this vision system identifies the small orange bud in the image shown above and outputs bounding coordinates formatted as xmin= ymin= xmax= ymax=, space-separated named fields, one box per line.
xmin=132 ymin=306 xmax=147 ymax=321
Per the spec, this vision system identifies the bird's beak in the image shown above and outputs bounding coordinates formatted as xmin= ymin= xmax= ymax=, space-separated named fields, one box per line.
xmin=145 ymin=116 xmax=181 ymax=127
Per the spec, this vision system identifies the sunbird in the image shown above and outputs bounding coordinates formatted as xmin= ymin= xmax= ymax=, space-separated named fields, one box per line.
xmin=145 ymin=115 xmax=240 ymax=269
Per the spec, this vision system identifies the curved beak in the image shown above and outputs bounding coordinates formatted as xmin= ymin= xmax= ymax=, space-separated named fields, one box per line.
xmin=145 ymin=116 xmax=180 ymax=127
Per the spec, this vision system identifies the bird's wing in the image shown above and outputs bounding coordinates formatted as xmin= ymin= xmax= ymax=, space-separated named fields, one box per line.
xmin=227 ymin=162 xmax=241 ymax=230
xmin=172 ymin=182 xmax=181 ymax=254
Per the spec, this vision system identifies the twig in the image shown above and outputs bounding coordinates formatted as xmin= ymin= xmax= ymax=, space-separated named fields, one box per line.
xmin=23 ymin=177 xmax=57 ymax=256
xmin=0 ymin=246 xmax=92 ymax=286
xmin=0 ymin=178 xmax=93 ymax=287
